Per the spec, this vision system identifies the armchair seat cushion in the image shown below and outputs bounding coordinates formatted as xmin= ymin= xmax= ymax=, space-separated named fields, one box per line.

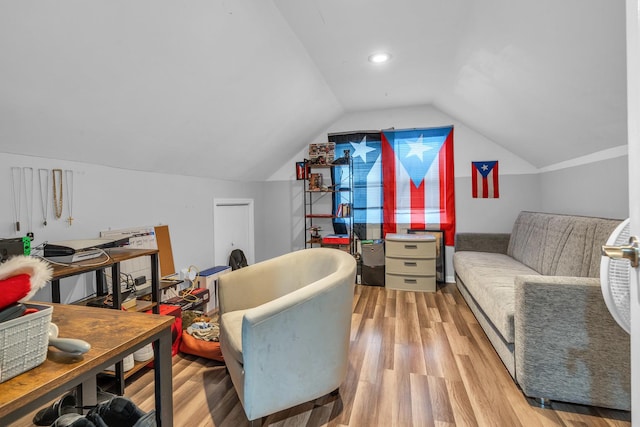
xmin=220 ymin=310 xmax=247 ymax=364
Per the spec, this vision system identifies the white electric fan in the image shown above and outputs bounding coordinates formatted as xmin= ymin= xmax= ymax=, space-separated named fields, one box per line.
xmin=600 ymin=218 xmax=634 ymax=334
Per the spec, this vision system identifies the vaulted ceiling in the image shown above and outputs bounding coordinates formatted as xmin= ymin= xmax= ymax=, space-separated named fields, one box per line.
xmin=0 ymin=1 xmax=627 ymax=181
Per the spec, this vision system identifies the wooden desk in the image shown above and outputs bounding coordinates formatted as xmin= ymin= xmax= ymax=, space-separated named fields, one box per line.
xmin=0 ymin=304 xmax=174 ymax=427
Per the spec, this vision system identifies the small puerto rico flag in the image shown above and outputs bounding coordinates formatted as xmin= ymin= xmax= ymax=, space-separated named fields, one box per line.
xmin=472 ymin=161 xmax=499 ymax=198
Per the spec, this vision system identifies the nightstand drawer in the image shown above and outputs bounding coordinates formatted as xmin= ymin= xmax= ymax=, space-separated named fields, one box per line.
xmin=385 ymin=257 xmax=435 ymax=275
xmin=386 ymin=239 xmax=435 ymax=258
xmin=385 ymin=273 xmax=436 ymax=292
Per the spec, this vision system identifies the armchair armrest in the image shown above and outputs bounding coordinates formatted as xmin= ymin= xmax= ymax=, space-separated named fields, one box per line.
xmin=454 ymin=232 xmax=510 ymax=254
xmin=514 ymin=275 xmax=630 ymax=410
xmin=240 ymin=274 xmax=354 ymax=418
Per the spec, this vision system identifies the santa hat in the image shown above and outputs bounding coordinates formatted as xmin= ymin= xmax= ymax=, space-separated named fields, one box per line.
xmin=0 ymin=256 xmax=52 ymax=310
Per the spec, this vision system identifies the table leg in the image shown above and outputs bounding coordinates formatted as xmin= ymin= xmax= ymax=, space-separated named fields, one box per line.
xmin=154 ymin=327 xmax=173 ymax=427
xmin=79 ymin=377 xmax=98 ymax=414
xmin=114 ymin=362 xmax=125 ymax=396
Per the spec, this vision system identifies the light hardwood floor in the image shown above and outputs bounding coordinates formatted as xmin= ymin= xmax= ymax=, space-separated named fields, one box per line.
xmin=12 ymin=283 xmax=631 ymax=426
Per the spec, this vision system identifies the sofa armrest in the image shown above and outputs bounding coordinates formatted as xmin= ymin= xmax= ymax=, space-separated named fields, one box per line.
xmin=454 ymin=232 xmax=510 ymax=254
xmin=514 ymin=275 xmax=630 ymax=410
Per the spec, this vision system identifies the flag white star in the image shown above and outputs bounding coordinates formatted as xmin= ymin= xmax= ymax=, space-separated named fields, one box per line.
xmin=481 ymin=164 xmax=489 ymax=171
xmin=405 ymin=135 xmax=432 ymax=162
xmin=350 ymin=137 xmax=375 ymax=162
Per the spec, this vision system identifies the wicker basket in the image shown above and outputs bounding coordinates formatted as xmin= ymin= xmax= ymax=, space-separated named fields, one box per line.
xmin=0 ymin=303 xmax=52 ymax=383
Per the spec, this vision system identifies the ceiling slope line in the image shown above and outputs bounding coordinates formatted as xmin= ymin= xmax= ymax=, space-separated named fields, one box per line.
xmin=538 ymin=145 xmax=628 ymax=173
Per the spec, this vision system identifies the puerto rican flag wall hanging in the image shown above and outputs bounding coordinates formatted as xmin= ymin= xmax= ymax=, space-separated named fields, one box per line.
xmin=471 ymin=161 xmax=499 ymax=198
xmin=382 ymin=126 xmax=456 ymax=246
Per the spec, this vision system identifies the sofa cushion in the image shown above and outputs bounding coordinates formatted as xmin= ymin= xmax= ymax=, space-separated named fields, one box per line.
xmin=220 ymin=310 xmax=247 ymax=364
xmin=453 ymin=251 xmax=539 ymax=343
xmin=507 ymin=211 xmax=621 ymax=278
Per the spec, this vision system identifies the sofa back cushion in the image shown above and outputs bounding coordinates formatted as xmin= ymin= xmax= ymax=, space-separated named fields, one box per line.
xmin=507 ymin=211 xmax=622 ymax=277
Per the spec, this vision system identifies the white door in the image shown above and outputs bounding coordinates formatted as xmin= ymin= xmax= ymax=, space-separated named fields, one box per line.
xmin=626 ymin=0 xmax=639 ymax=419
xmin=213 ymin=198 xmax=255 ymax=266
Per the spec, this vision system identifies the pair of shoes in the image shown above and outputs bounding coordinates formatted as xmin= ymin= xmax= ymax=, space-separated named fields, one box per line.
xmin=86 ymin=396 xmax=156 ymax=427
xmin=51 ymin=413 xmax=96 ymax=427
xmin=33 ymin=393 xmax=77 ymax=426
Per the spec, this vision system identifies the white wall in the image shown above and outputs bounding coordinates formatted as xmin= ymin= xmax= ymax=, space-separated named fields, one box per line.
xmin=455 ymin=174 xmax=541 ymax=232
xmin=539 ymin=155 xmax=628 ymax=219
xmin=1 ymin=153 xmax=265 ymax=303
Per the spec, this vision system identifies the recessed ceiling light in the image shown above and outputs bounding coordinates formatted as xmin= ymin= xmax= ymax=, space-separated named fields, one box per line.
xmin=368 ymin=52 xmax=391 ymax=63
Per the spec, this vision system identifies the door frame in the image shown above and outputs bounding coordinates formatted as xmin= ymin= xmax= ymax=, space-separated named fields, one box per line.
xmin=213 ymin=198 xmax=255 ymax=266
xmin=626 ymin=0 xmax=639 ymax=419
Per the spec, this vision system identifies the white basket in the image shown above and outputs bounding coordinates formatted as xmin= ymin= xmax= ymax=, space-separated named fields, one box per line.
xmin=0 ymin=304 xmax=52 ymax=383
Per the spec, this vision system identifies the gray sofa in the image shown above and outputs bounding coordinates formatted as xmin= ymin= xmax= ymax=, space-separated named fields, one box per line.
xmin=453 ymin=211 xmax=630 ymax=410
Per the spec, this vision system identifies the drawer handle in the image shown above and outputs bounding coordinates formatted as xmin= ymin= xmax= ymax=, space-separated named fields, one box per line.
xmin=404 ymin=262 xmax=418 ymax=267
xmin=404 ymin=244 xmax=418 ymax=249
xmin=404 ymin=279 xmax=417 ymax=284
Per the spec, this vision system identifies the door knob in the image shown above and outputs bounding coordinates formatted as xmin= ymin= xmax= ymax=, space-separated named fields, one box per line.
xmin=602 ymin=236 xmax=640 ymax=268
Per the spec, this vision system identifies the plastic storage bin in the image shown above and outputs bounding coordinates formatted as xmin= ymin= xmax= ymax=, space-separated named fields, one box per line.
xmin=0 ymin=303 xmax=52 ymax=383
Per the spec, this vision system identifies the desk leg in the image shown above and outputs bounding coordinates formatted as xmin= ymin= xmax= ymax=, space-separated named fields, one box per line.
xmin=154 ymin=327 xmax=173 ymax=427
xmin=114 ymin=362 xmax=125 ymax=396
xmin=51 ymin=279 xmax=61 ymax=303
xmin=79 ymin=377 xmax=98 ymax=414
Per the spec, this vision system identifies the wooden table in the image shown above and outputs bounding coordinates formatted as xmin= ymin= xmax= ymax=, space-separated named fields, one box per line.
xmin=0 ymin=304 xmax=174 ymax=426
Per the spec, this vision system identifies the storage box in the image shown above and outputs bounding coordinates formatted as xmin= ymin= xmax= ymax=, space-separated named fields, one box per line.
xmin=361 ymin=240 xmax=385 ymax=266
xmin=197 ymin=266 xmax=231 ymax=307
xmin=362 ymin=264 xmax=385 ymax=287
xmin=322 ymin=234 xmax=350 ymax=245
xmin=0 ymin=303 xmax=52 ymax=383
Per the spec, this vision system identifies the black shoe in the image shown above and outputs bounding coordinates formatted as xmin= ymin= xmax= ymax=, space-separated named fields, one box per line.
xmin=51 ymin=413 xmax=96 ymax=427
xmin=86 ymin=396 xmax=156 ymax=427
xmin=33 ymin=393 xmax=77 ymax=426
